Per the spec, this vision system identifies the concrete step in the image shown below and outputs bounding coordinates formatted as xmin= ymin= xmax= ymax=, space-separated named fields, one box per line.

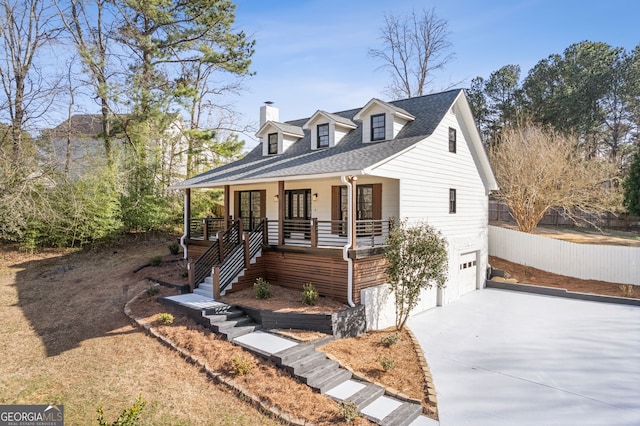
xmin=271 ymin=343 xmax=316 ymax=365
xmin=202 ymin=308 xmax=245 ymax=324
xmin=380 ymin=402 xmax=423 ymax=426
xmin=209 ymin=316 xmax=255 ymax=333
xmin=347 ymin=383 xmax=386 ymax=411
xmin=298 ymin=358 xmax=339 ymax=384
xmin=282 ymin=350 xmax=328 ymax=376
xmin=193 ymin=287 xmax=212 ymax=298
xmin=308 ymin=367 xmax=352 ymax=394
xmin=222 ymin=323 xmax=262 ymax=340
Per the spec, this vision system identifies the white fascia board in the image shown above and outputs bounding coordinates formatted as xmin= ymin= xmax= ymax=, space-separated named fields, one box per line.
xmin=168 ymin=170 xmax=367 ymax=189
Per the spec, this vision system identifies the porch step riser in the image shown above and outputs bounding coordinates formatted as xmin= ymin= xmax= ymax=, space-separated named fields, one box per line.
xmin=379 ymin=402 xmax=423 ymax=426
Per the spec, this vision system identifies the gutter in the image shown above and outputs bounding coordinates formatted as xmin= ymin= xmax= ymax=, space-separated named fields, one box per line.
xmin=341 ymin=175 xmax=356 ymax=307
xmin=180 ymin=191 xmax=188 ymax=259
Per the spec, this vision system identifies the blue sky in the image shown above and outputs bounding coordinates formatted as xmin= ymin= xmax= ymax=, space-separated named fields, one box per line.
xmin=231 ymin=0 xmax=638 ymax=146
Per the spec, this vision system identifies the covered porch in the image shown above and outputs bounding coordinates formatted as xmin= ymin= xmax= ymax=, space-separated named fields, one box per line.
xmin=178 ymin=175 xmax=397 ymax=304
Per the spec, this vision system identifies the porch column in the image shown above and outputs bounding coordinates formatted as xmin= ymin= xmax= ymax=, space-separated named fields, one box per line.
xmin=349 ymin=176 xmax=357 ymax=249
xmin=185 ymin=188 xmax=191 ymax=240
xmin=278 ymin=180 xmax=285 ymax=245
xmin=223 ymin=185 xmax=230 ymax=230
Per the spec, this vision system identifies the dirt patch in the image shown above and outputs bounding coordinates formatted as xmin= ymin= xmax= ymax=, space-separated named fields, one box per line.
xmin=489 ymin=256 xmax=639 ymax=299
xmin=0 ymin=236 xmax=278 ymax=425
xmin=220 ymin=284 xmax=348 ymax=313
xmin=491 ymin=222 xmax=640 ymax=247
xmin=319 ymin=329 xmax=435 ymax=417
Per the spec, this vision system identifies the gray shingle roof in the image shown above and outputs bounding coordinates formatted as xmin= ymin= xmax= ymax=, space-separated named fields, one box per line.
xmin=172 ymin=89 xmax=462 ymax=188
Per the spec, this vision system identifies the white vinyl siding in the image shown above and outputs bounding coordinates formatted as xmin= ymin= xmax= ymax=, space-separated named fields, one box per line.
xmin=368 ymin=111 xmax=489 ymax=306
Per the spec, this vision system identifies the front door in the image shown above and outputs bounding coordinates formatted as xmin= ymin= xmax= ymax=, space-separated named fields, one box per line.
xmin=285 ymin=189 xmax=311 ymax=238
xmin=237 ymin=190 xmax=263 ymax=231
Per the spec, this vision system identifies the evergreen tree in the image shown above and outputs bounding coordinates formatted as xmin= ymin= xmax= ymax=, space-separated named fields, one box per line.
xmin=624 ymin=148 xmax=640 ymax=216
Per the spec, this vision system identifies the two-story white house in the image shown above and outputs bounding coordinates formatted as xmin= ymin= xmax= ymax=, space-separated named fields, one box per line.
xmin=170 ymin=89 xmax=497 ymax=319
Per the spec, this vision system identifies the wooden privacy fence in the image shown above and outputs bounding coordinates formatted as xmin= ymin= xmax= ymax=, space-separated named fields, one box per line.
xmin=489 ymin=200 xmax=640 ymax=230
xmin=489 ymin=225 xmax=640 ymax=286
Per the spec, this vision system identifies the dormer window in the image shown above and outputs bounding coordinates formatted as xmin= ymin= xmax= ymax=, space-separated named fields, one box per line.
xmin=303 ymin=110 xmax=357 ymax=150
xmin=354 ymin=98 xmax=415 ymax=144
xmin=317 ymin=124 xmax=329 ymax=148
xmin=268 ymin=133 xmax=278 ymax=155
xmin=371 ymin=114 xmax=386 ymax=141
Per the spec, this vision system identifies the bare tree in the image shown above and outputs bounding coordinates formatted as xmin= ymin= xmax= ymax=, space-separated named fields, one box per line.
xmin=0 ymin=0 xmax=59 ymax=157
xmin=56 ymin=0 xmax=120 ymax=167
xmin=490 ymin=124 xmax=621 ymax=233
xmin=369 ymin=8 xmax=454 ymax=99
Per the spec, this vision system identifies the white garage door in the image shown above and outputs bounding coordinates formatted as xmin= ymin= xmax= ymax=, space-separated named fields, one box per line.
xmin=459 ymin=252 xmax=477 ymax=295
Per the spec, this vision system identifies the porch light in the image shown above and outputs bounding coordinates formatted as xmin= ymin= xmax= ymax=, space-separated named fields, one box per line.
xmin=273 ymin=194 xmax=279 ymax=203
xmin=312 ymin=193 xmax=318 ymax=201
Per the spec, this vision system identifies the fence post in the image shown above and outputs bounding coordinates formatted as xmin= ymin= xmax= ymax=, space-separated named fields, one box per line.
xmin=311 ymin=218 xmax=318 ymax=247
xmin=213 ymin=266 xmax=221 ymax=299
xmin=187 ymin=260 xmax=194 ymax=291
xmin=262 ymin=218 xmax=269 ymax=246
xmin=217 ymin=231 xmax=224 ymax=263
xmin=243 ymin=233 xmax=250 ymax=268
xmin=202 ymin=218 xmax=209 ymax=241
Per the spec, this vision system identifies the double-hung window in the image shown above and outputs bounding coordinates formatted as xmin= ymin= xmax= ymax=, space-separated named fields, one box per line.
xmin=371 ymin=114 xmax=385 ymax=141
xmin=317 ymin=123 xmax=329 ymax=148
xmin=449 ymin=127 xmax=457 ymax=153
xmin=449 ymin=189 xmax=457 ymax=214
xmin=268 ymin=133 xmax=278 ymax=155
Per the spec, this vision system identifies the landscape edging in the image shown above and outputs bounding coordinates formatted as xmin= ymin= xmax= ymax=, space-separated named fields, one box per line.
xmin=486 ymin=280 xmax=640 ymax=306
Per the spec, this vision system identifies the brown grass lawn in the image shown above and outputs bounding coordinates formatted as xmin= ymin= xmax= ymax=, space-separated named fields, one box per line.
xmin=0 ymin=236 xmax=279 ymax=425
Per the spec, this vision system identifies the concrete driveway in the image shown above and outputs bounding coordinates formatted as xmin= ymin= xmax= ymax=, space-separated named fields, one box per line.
xmin=408 ymin=288 xmax=640 ymax=426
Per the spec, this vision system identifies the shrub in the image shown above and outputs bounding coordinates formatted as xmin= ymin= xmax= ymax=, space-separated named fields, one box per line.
xmin=97 ymin=394 xmax=146 ymax=426
xmin=620 ymin=284 xmax=635 ymax=298
xmin=338 ymin=399 xmax=359 ymax=423
xmin=230 ymin=355 xmax=254 ymax=376
xmin=157 ymin=312 xmax=174 ymax=324
xmin=379 ymin=356 xmax=396 ymax=372
xmin=301 ymin=282 xmax=318 ymax=306
xmin=146 ymin=286 xmax=160 ymax=297
xmin=253 ymin=278 xmax=272 ymax=299
xmin=380 ymin=333 xmax=400 ymax=348
xmin=168 ymin=242 xmax=180 ymax=255
xmin=149 ymin=255 xmax=163 ymax=267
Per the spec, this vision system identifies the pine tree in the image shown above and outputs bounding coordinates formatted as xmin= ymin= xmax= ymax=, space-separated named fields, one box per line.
xmin=623 ymin=148 xmax=640 ymax=216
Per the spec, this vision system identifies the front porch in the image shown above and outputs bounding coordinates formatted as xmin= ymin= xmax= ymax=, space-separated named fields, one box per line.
xmin=188 ymin=217 xmax=391 ymax=250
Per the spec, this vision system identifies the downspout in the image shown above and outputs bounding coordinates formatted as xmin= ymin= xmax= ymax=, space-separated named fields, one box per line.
xmin=341 ymin=175 xmax=356 ymax=307
xmin=180 ymin=190 xmax=188 ymax=259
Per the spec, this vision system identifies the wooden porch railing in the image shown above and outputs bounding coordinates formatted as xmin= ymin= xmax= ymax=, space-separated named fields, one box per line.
xmin=189 ymin=217 xmax=227 ymax=240
xmin=188 ymin=219 xmax=241 ymax=291
xmin=265 ymin=219 xmax=391 ymax=249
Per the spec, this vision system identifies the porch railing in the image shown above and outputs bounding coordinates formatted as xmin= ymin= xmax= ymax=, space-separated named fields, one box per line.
xmin=189 ymin=219 xmax=241 ymax=290
xmin=266 ymin=219 xmax=391 ymax=249
xmin=216 ymin=219 xmax=266 ymax=294
xmin=189 ymin=217 xmax=227 ymax=241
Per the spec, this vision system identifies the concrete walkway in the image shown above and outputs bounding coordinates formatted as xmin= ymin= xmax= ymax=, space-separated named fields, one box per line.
xmin=408 ymin=288 xmax=640 ymax=426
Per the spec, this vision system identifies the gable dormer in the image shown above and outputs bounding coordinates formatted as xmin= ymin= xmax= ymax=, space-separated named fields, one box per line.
xmin=353 ymin=98 xmax=415 ymax=143
xmin=302 ymin=110 xmax=357 ymax=150
xmin=256 ymin=121 xmax=304 ymax=156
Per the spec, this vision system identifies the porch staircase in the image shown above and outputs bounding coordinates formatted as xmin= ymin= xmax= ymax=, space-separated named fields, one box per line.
xmin=193 ymin=248 xmax=262 ymax=298
xmin=190 ymin=219 xmax=265 ymax=300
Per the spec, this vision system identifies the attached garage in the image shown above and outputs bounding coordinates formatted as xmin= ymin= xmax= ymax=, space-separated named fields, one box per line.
xmin=459 ymin=251 xmax=478 ymax=295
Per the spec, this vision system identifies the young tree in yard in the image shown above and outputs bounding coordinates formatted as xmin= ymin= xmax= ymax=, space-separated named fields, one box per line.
xmin=490 ymin=124 xmax=621 ymax=233
xmin=623 ymin=148 xmax=640 ymax=216
xmin=369 ymin=8 xmax=454 ymax=99
xmin=385 ymin=220 xmax=448 ymax=331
